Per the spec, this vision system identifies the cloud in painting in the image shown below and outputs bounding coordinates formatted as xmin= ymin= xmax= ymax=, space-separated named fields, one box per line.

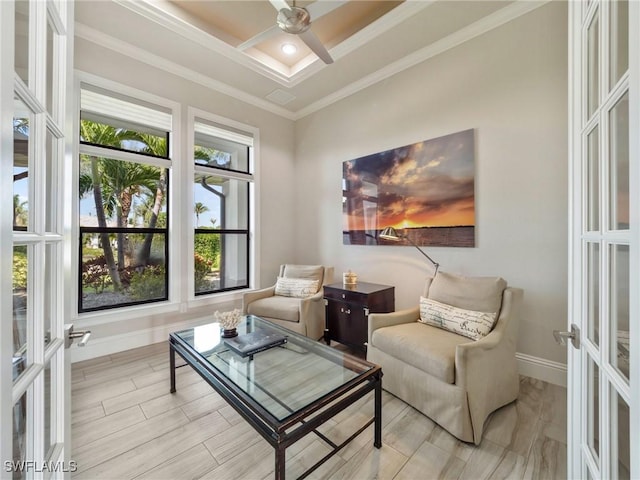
xmin=343 ymin=129 xmax=475 ymax=231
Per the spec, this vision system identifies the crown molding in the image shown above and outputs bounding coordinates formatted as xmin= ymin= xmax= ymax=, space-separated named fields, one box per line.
xmin=74 ymin=22 xmax=297 ymax=120
xmin=294 ymin=0 xmax=551 ymax=119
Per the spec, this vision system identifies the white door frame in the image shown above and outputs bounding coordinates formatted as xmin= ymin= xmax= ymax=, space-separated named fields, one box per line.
xmin=1 ymin=1 xmax=74 ymax=478
xmin=628 ymin=0 xmax=639 ymax=476
xmin=567 ymin=1 xmax=638 ymax=478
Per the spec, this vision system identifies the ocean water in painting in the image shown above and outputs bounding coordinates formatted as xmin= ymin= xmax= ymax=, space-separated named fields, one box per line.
xmin=343 ymin=129 xmax=475 ymax=247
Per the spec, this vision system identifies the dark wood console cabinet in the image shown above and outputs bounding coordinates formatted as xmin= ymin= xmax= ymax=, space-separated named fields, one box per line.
xmin=323 ymin=282 xmax=395 ymax=352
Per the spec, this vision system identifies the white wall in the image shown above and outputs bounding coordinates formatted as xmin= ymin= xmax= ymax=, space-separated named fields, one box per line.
xmin=71 ymin=3 xmax=571 ymax=378
xmin=72 ymin=38 xmax=297 ymax=358
xmin=294 ymin=3 xmax=569 ymax=368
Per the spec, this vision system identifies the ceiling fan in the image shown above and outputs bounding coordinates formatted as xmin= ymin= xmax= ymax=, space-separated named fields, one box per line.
xmin=238 ymin=0 xmax=343 ymax=65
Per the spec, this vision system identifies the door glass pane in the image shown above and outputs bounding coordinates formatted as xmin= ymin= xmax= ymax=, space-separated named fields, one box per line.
xmin=609 ymin=0 xmax=628 ymax=88
xmin=13 ymin=246 xmax=29 ymax=382
xmin=14 ymin=0 xmax=29 ymax=85
xmin=587 ymin=242 xmax=600 ymax=346
xmin=587 ymin=12 xmax=600 ymax=118
xmin=609 ymin=244 xmax=630 ymax=381
xmin=12 ymin=392 xmax=27 ymax=480
xmin=44 ymin=244 xmax=55 ymax=347
xmin=45 ymin=129 xmax=58 ymax=233
xmin=13 ymin=98 xmax=30 ymax=232
xmin=608 ymin=91 xmax=629 ymax=230
xmin=586 ymin=126 xmax=599 ymax=231
xmin=587 ymin=356 xmax=600 ymax=461
xmin=44 ymin=362 xmax=52 ymax=458
xmin=611 ymin=387 xmax=630 ymax=479
xmin=46 ymin=18 xmax=56 ymax=115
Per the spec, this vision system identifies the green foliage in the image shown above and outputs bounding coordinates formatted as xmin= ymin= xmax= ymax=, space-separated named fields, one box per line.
xmin=155 ymin=212 xmax=167 ymax=229
xmin=194 ymin=232 xmax=220 ymax=269
xmin=129 ymin=266 xmax=166 ymax=300
xmin=13 ymin=249 xmax=27 ymax=290
xmin=194 ymin=254 xmax=213 ymax=291
xmin=82 ymin=246 xmax=104 ymax=259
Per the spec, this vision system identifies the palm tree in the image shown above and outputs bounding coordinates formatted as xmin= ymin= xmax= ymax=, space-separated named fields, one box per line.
xmin=194 ymin=202 xmax=209 ymax=227
xmin=132 ymin=195 xmax=154 ymax=227
xmin=13 ymin=194 xmax=28 ymax=228
xmin=125 ymin=133 xmax=168 ymax=267
xmin=98 ymin=158 xmax=160 ymax=267
xmin=80 ymin=122 xmax=169 ymax=275
xmin=79 ymin=121 xmax=123 ymax=289
xmin=136 ymin=169 xmax=167 ymax=266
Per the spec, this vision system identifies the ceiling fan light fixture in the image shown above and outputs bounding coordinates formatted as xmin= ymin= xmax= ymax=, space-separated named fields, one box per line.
xmin=276 ymin=6 xmax=311 ymax=34
xmin=281 ymin=43 xmax=297 ymax=55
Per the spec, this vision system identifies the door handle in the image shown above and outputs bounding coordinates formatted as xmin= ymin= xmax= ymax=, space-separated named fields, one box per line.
xmin=553 ymin=324 xmax=580 ymax=349
xmin=65 ymin=324 xmax=92 ymax=349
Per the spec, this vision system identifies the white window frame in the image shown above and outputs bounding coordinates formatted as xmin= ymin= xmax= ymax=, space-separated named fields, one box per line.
xmin=187 ymin=106 xmax=260 ymax=307
xmin=72 ymin=72 xmax=181 ymax=324
xmin=71 ymin=74 xmax=261 ymax=325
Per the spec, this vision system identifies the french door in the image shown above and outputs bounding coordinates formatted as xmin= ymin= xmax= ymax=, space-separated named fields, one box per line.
xmin=1 ymin=1 xmax=73 ymax=478
xmin=568 ymin=0 xmax=638 ymax=478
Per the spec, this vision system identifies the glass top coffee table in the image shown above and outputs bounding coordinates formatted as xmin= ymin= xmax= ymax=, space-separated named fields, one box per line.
xmin=169 ymin=314 xmax=382 ymax=480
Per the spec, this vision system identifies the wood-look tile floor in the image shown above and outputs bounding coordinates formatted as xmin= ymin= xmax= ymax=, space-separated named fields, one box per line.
xmin=71 ymin=342 xmax=567 ymax=480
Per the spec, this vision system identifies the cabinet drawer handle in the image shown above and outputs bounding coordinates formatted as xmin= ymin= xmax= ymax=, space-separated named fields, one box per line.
xmin=342 ymin=293 xmax=346 ymax=299
xmin=340 ymin=307 xmax=351 ymax=314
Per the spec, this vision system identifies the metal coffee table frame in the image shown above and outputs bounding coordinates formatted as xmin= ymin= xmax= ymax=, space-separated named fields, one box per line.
xmin=169 ymin=328 xmax=383 ymax=480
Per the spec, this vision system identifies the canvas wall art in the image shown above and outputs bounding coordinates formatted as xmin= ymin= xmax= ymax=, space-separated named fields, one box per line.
xmin=343 ymin=129 xmax=475 ymax=247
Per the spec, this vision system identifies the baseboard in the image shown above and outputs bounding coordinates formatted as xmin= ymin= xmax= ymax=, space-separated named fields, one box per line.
xmin=516 ymin=352 xmax=567 ymax=387
xmin=69 ymin=316 xmax=214 ymax=363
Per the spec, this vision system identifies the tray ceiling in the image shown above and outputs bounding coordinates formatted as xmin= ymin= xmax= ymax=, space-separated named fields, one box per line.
xmin=74 ymin=0 xmax=545 ymax=119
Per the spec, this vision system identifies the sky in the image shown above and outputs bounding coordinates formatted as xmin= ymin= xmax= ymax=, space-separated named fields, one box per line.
xmin=343 ymin=129 xmax=475 ymax=231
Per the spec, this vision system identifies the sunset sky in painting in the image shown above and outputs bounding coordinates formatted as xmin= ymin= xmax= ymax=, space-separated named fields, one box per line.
xmin=343 ymin=129 xmax=475 ymax=231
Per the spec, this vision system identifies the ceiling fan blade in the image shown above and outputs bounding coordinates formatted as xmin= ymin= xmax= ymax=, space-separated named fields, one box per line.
xmin=299 ymin=29 xmax=333 ymax=64
xmin=237 ymin=25 xmax=281 ymax=51
xmin=269 ymin=0 xmax=291 ymax=12
xmin=306 ymin=1 xmax=345 ymax=20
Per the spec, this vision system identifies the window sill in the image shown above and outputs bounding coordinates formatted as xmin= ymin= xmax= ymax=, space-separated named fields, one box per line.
xmin=187 ymin=289 xmax=247 ymax=310
xmin=73 ymin=300 xmax=181 ymax=328
xmin=73 ymin=289 xmax=250 ymax=328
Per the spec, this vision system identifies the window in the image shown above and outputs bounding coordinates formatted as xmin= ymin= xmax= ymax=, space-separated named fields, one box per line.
xmin=193 ymin=119 xmax=252 ymax=295
xmin=78 ymin=86 xmax=172 ymax=312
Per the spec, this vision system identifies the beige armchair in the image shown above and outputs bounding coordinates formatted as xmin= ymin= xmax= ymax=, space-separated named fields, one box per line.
xmin=367 ymin=271 xmax=523 ymax=445
xmin=242 ymin=264 xmax=334 ymax=340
